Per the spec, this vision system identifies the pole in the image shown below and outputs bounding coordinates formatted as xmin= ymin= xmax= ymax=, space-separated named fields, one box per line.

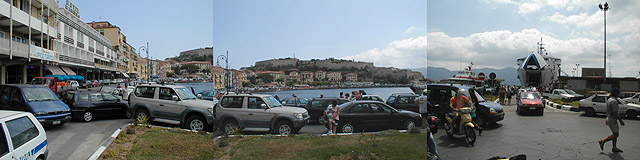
xmin=603 ymin=9 xmax=607 ymax=83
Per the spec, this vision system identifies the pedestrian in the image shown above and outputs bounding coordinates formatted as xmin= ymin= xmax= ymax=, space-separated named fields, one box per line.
xmin=325 ymin=102 xmax=336 ymax=135
xmin=468 ymin=88 xmax=484 ymax=135
xmin=507 ymin=86 xmax=513 ymax=105
xmin=331 ymin=100 xmax=340 ymax=134
xmin=598 ymin=88 xmax=625 ymax=152
xmin=345 ymin=93 xmax=350 ymax=100
xmin=415 ymin=89 xmax=429 ymax=129
xmin=339 ymin=92 xmax=344 ymax=98
xmin=498 ymin=87 xmax=505 ymax=105
xmin=292 ymin=94 xmax=297 ymax=98
xmin=320 ymin=94 xmax=324 ymax=98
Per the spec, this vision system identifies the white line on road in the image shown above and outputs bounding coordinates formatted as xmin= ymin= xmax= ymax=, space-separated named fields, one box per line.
xmin=88 ymin=146 xmax=106 ymax=160
xmin=67 ymin=133 xmax=105 ymax=160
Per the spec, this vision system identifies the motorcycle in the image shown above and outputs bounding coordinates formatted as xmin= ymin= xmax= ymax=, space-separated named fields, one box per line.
xmin=443 ymin=107 xmax=476 ymax=145
xmin=427 ymin=103 xmax=439 ymax=134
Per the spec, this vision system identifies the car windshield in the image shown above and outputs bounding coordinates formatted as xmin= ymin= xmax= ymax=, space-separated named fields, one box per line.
xmin=557 ymin=90 xmax=568 ymax=94
xmin=23 ymin=88 xmax=58 ymax=102
xmin=100 ymin=87 xmax=116 ymax=93
xmin=521 ymin=93 xmax=541 ymax=99
xmin=463 ymin=90 xmax=486 ymax=102
xmin=175 ymin=88 xmax=197 ymax=100
xmin=564 ymin=89 xmax=577 ymax=94
xmin=264 ymin=96 xmax=282 ymax=107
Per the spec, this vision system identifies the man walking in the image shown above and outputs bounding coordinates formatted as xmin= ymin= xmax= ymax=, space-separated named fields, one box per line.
xmin=598 ymin=88 xmax=625 ymax=152
xmin=415 ymin=89 xmax=430 ymax=129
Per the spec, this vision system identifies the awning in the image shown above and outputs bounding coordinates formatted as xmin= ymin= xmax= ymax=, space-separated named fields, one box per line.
xmin=122 ymin=72 xmax=130 ymax=78
xmin=44 ymin=64 xmax=66 ymax=75
xmin=60 ymin=66 xmax=77 ymax=75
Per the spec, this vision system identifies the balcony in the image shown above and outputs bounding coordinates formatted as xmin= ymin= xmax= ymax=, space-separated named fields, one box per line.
xmin=0 ymin=1 xmax=57 ymax=37
xmin=0 ymin=38 xmax=56 ymax=61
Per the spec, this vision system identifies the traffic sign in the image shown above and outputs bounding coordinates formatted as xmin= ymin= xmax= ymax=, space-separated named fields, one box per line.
xmin=478 ymin=72 xmax=486 ymax=80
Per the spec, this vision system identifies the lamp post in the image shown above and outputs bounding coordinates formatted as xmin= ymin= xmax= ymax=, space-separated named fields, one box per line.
xmin=599 ymin=2 xmax=609 ymax=83
xmin=138 ymin=42 xmax=149 ymax=81
xmin=217 ymin=51 xmax=229 ymax=89
xmin=575 ymin=63 xmax=580 ymax=77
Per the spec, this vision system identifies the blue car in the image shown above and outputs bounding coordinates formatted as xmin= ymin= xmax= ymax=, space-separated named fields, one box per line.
xmin=0 ymin=84 xmax=72 ymax=126
xmin=426 ymin=84 xmax=505 ymax=127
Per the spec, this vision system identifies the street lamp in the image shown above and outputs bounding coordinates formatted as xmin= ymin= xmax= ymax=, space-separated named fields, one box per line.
xmin=138 ymin=42 xmax=149 ymax=81
xmin=575 ymin=63 xmax=580 ymax=77
xmin=599 ymin=2 xmax=609 ymax=83
xmin=217 ymin=51 xmax=229 ymax=89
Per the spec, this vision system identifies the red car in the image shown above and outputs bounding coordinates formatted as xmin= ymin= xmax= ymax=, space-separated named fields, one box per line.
xmin=516 ymin=92 xmax=545 ymax=116
xmin=92 ymin=80 xmax=100 ymax=87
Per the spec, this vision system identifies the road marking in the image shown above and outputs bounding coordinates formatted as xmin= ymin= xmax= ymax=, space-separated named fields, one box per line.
xmin=67 ymin=133 xmax=105 ymax=160
xmin=110 ymin=128 xmax=122 ymax=138
xmin=88 ymin=146 xmax=106 ymax=160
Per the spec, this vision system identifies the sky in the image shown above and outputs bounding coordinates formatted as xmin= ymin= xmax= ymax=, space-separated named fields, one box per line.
xmin=67 ymin=0 xmax=213 ymax=61
xmin=427 ymin=0 xmax=640 ymax=77
xmin=213 ymin=0 xmax=426 ymax=69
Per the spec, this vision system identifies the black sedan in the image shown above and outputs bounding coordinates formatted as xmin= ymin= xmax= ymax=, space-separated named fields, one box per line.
xmin=306 ymin=97 xmax=351 ymax=123
xmin=61 ymin=91 xmax=130 ymax=122
xmin=321 ymin=101 xmax=422 ymax=133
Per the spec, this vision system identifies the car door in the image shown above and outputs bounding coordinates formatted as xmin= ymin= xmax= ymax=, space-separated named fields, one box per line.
xmin=347 ymin=103 xmax=374 ymax=131
xmin=102 ymin=93 xmax=126 ymax=116
xmin=218 ymin=96 xmax=247 ymax=124
xmin=156 ymin=87 xmax=183 ymax=120
xmin=245 ymin=97 xmax=272 ymax=127
xmin=591 ymin=96 xmax=607 ymax=113
xmin=89 ymin=93 xmax=107 ymax=115
xmin=396 ymin=96 xmax=418 ymax=112
xmin=5 ymin=116 xmax=40 ymax=160
xmin=9 ymin=88 xmax=29 ymax=112
xmin=428 ymin=87 xmax=452 ymax=119
xmin=369 ymin=103 xmax=392 ymax=130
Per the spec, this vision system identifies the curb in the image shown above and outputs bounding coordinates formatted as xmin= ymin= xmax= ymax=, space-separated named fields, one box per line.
xmin=543 ymin=99 xmax=579 ymax=112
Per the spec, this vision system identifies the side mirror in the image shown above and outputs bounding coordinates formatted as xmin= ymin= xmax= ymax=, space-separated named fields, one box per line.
xmin=197 ymin=94 xmax=203 ymax=99
xmin=172 ymin=95 xmax=179 ymax=101
xmin=260 ymin=104 xmax=268 ymax=109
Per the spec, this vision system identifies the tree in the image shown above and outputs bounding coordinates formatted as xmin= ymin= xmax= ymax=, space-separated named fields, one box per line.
xmin=171 ymin=66 xmax=182 ymax=75
xmin=257 ymin=74 xmax=274 ymax=83
xmin=166 ymin=72 xmax=175 ymax=77
xmin=180 ymin=64 xmax=200 ymax=74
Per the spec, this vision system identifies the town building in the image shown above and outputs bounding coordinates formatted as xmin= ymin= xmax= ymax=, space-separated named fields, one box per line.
xmin=87 ymin=21 xmax=138 ymax=79
xmin=315 ymin=70 xmax=326 ymax=81
xmin=345 ymin=73 xmax=357 ymax=82
xmin=300 ymin=71 xmax=314 ymax=82
xmin=327 ymin=72 xmax=342 ymax=82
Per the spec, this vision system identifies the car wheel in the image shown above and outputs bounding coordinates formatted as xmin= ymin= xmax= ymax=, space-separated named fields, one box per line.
xmin=404 ymin=119 xmax=416 ymax=130
xmin=82 ymin=111 xmax=93 ymax=122
xmin=186 ymin=115 xmax=207 ymax=131
xmin=340 ymin=123 xmax=355 ymax=134
xmin=223 ymin=120 xmax=239 ymax=135
xmin=135 ymin=109 xmax=151 ymax=123
xmin=627 ymin=110 xmax=638 ymax=120
xmin=275 ymin=121 xmax=294 ymax=135
xmin=584 ymin=108 xmax=595 ymax=117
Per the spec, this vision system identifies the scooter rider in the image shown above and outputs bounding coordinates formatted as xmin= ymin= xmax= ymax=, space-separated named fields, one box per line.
xmin=449 ymin=89 xmax=472 ymax=132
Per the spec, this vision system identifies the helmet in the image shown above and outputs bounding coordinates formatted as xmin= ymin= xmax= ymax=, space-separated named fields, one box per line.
xmin=422 ymin=89 xmax=428 ymax=95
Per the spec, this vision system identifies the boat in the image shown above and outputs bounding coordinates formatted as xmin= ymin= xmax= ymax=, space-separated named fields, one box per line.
xmin=516 ymin=38 xmax=562 ymax=88
xmin=445 ymin=64 xmax=485 ymax=89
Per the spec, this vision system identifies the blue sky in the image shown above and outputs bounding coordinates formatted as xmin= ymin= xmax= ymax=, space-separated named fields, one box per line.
xmin=428 ymin=0 xmax=640 ymax=77
xmin=67 ymin=0 xmax=213 ymax=61
xmin=214 ymin=0 xmax=426 ymax=69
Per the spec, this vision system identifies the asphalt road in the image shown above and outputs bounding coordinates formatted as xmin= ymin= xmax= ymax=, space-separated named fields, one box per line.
xmin=435 ymin=98 xmax=640 ymax=160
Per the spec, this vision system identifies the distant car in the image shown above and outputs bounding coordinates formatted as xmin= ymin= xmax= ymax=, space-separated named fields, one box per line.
xmin=622 ymin=93 xmax=640 ymax=105
xmin=305 ymin=97 xmax=351 ymax=123
xmin=281 ymin=97 xmax=309 ymax=108
xmin=516 ymin=92 xmax=544 ymax=115
xmin=319 ymin=101 xmax=422 ymax=133
xmin=385 ymin=93 xmax=420 ymax=113
xmin=543 ymin=89 xmax=578 ymax=101
xmin=79 ymin=80 xmax=91 ymax=88
xmin=579 ymin=94 xmax=640 ymax=119
xmin=563 ymin=89 xmax=584 ymax=100
xmin=103 ymin=79 xmax=112 ymax=85
xmin=361 ymin=95 xmax=385 ymax=103
xmin=0 ymin=84 xmax=72 ymax=126
xmin=61 ymin=91 xmax=130 ymax=122
xmin=68 ymin=80 xmax=79 ymax=90
xmin=92 ymin=80 xmax=100 ymax=87
xmin=196 ymin=90 xmax=217 ymax=101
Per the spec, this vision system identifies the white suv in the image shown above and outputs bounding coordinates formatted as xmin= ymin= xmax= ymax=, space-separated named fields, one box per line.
xmin=214 ymin=94 xmax=309 ymax=135
xmin=129 ymin=84 xmax=215 ymax=131
xmin=0 ymin=111 xmax=48 ymax=160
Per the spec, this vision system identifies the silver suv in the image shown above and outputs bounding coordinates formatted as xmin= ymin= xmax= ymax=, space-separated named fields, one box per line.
xmin=215 ymin=94 xmax=309 ymax=135
xmin=129 ymin=84 xmax=215 ymax=131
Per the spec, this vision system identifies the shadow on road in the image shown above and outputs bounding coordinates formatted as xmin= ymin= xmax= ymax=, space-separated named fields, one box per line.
xmin=600 ymin=152 xmax=625 ymax=160
xmin=482 ymin=123 xmax=503 ymax=131
xmin=579 ymin=114 xmax=639 ymax=121
xmin=435 ymin=134 xmax=475 ymax=148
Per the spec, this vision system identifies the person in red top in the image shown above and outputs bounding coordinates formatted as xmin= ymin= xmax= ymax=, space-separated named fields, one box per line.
xmin=449 ymin=89 xmax=472 ymax=132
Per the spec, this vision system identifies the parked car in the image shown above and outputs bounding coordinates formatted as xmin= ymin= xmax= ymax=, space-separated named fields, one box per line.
xmin=196 ymin=90 xmax=219 ymax=102
xmin=79 ymin=80 xmax=92 ymax=88
xmin=214 ymin=94 xmax=310 ymax=135
xmin=0 ymin=84 xmax=72 ymax=126
xmin=0 ymin=111 xmax=49 ymax=160
xmin=426 ymin=84 xmax=505 ymax=127
xmin=68 ymin=80 xmax=79 ymax=90
xmin=385 ymin=93 xmax=420 ymax=113
xmin=516 ymin=92 xmax=545 ymax=115
xmin=622 ymin=93 xmax=640 ymax=105
xmin=129 ymin=84 xmax=215 ymax=131
xmin=543 ymin=89 xmax=578 ymax=101
xmin=103 ymin=79 xmax=112 ymax=85
xmin=579 ymin=94 xmax=640 ymax=119
xmin=92 ymin=80 xmax=100 ymax=87
xmin=61 ymin=91 xmax=130 ymax=122
xmin=281 ymin=97 xmax=309 ymax=108
xmin=319 ymin=101 xmax=422 ymax=133
xmin=361 ymin=95 xmax=385 ymax=103
xmin=563 ymin=89 xmax=584 ymax=99
xmin=620 ymin=92 xmax=637 ymax=99
xmin=305 ymin=97 xmax=351 ymax=123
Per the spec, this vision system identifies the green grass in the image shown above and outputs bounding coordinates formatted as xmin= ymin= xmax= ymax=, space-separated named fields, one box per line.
xmin=218 ymin=130 xmax=428 ymax=160
xmin=126 ymin=128 xmax=215 ymax=160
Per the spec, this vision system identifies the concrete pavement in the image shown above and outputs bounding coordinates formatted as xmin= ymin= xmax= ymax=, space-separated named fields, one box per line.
xmin=434 ymin=98 xmax=640 ymax=160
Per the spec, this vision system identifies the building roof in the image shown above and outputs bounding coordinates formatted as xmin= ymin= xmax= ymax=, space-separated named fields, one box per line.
xmin=181 ymin=61 xmax=212 ymax=64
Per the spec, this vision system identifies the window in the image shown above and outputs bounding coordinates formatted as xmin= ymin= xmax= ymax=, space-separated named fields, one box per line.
xmin=0 ymin=32 xmax=4 ymax=38
xmin=387 ymin=96 xmax=396 ymax=104
xmin=351 ymin=104 xmax=372 ymax=113
xmin=0 ymin=124 xmax=8 ymax=157
xmin=103 ymin=94 xmax=119 ymax=101
xmin=6 ymin=116 xmax=39 ymax=149
xmin=310 ymin=100 xmax=330 ymax=109
xmin=134 ymin=86 xmax=155 ymax=98
xmin=397 ymin=96 xmax=416 ymax=104
xmin=298 ymin=98 xmax=308 ymax=105
xmin=10 ymin=88 xmax=23 ymax=103
xmin=78 ymin=93 xmax=89 ymax=102
xmin=248 ymin=97 xmax=265 ymax=109
xmin=63 ymin=92 xmax=75 ymax=103
xmin=0 ymin=86 xmax=11 ymax=102
xmin=220 ymin=96 xmax=243 ymax=108
xmin=593 ymin=96 xmax=606 ymax=103
xmin=285 ymin=98 xmax=296 ymax=104
xmin=158 ymin=88 xmax=177 ymax=100
xmin=90 ymin=93 xmax=103 ymax=102
xmin=371 ymin=104 xmax=392 ymax=113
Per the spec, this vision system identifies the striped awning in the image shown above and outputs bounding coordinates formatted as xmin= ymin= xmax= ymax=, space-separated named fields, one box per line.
xmin=44 ymin=64 xmax=66 ymax=75
xmin=60 ymin=66 xmax=77 ymax=75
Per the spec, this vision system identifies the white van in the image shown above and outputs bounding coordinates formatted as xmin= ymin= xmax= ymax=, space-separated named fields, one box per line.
xmin=0 ymin=111 xmax=48 ymax=160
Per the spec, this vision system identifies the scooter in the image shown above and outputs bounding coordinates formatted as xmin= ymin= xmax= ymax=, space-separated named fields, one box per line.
xmin=443 ymin=107 xmax=476 ymax=145
xmin=427 ymin=103 xmax=438 ymax=134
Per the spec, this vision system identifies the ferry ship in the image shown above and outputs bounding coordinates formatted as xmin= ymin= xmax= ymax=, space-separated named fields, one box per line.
xmin=516 ymin=38 xmax=562 ymax=88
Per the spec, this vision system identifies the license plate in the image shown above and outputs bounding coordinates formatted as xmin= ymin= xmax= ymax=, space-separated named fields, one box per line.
xmin=53 ymin=121 xmax=61 ymax=125
xmin=529 ymin=107 xmax=536 ymax=110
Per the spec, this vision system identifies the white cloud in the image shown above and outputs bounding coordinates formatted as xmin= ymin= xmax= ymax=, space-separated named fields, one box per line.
xmin=405 ymin=26 xmax=417 ymax=34
xmin=517 ymin=2 xmax=542 ymax=15
xmin=342 ymin=35 xmax=427 ymax=68
xmin=427 ymin=28 xmax=638 ymax=77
